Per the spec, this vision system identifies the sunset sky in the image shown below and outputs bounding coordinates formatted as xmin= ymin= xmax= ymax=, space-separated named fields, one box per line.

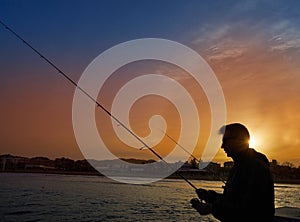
xmin=1 ymin=1 xmax=300 ymax=166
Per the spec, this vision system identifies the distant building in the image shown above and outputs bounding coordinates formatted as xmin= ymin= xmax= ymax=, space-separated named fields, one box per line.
xmin=54 ymin=157 xmax=75 ymax=170
xmin=0 ymin=154 xmax=29 ymax=170
xmin=224 ymin=161 xmax=234 ymax=169
xmin=206 ymin=162 xmax=221 ymax=172
xmin=270 ymin=159 xmax=278 ymax=168
xmin=25 ymin=157 xmax=55 ymax=170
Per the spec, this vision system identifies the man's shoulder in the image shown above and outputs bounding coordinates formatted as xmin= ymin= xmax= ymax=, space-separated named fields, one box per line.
xmin=242 ymin=149 xmax=270 ymax=167
xmin=253 ymin=149 xmax=270 ymax=166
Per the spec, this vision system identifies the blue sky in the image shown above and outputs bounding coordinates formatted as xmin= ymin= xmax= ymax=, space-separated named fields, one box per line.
xmin=1 ymin=0 xmax=300 ymax=73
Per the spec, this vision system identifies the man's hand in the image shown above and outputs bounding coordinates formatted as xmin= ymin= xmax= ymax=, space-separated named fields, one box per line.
xmin=190 ymin=198 xmax=212 ymax=215
xmin=196 ymin=188 xmax=209 ymax=200
xmin=196 ymin=188 xmax=219 ymax=203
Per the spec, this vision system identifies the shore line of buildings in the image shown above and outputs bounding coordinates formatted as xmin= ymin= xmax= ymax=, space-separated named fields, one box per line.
xmin=1 ymin=154 xmax=299 ymax=184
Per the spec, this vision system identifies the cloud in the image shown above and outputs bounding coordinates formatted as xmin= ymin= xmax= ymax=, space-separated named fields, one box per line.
xmin=191 ymin=22 xmax=258 ymax=63
xmin=192 ymin=25 xmax=232 ymax=45
xmin=268 ymin=21 xmax=300 ymax=52
xmin=270 ymin=39 xmax=300 ymax=51
xmin=207 ymin=47 xmax=245 ymax=61
xmin=269 ymin=36 xmax=300 ymax=51
xmin=191 ymin=15 xmax=300 ymax=61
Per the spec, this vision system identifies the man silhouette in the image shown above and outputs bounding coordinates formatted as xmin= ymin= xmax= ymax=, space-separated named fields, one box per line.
xmin=191 ymin=123 xmax=274 ymax=221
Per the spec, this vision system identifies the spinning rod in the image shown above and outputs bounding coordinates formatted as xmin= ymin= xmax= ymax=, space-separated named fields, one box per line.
xmin=0 ymin=20 xmax=198 ymax=190
xmin=162 ymin=131 xmax=226 ymax=184
xmin=161 ymin=130 xmax=200 ymax=162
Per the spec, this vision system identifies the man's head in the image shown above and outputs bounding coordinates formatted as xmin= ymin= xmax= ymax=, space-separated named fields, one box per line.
xmin=220 ymin=123 xmax=250 ymax=158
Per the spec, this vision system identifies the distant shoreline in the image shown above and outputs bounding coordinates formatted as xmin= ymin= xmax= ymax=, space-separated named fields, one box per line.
xmin=1 ymin=170 xmax=300 ymax=185
xmin=0 ymin=169 xmax=102 ymax=177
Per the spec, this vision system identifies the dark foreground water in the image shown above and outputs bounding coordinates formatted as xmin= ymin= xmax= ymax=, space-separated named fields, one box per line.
xmin=0 ymin=173 xmax=299 ymax=221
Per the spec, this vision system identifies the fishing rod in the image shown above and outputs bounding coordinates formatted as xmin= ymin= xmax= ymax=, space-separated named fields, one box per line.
xmin=162 ymin=130 xmax=227 ymax=184
xmin=0 ymin=20 xmax=198 ymax=190
xmin=161 ymin=130 xmax=200 ymax=162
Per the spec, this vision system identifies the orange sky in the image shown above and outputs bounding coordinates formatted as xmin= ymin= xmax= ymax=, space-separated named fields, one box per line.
xmin=1 ymin=44 xmax=299 ymax=166
xmin=203 ymin=38 xmax=300 ymax=165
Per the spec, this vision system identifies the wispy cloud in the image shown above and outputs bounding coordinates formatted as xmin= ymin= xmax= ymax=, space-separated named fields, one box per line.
xmin=192 ymin=25 xmax=232 ymax=45
xmin=270 ymin=39 xmax=300 ymax=51
xmin=268 ymin=22 xmax=300 ymax=51
xmin=192 ymin=17 xmax=300 ymax=63
xmin=206 ymin=46 xmax=245 ymax=61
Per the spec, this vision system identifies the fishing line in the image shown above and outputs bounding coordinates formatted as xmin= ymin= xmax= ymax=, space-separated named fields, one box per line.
xmin=161 ymin=130 xmax=200 ymax=162
xmin=0 ymin=20 xmax=198 ymax=190
xmin=161 ymin=130 xmax=226 ymax=184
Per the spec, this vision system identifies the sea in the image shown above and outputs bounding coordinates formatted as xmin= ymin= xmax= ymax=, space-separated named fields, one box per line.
xmin=0 ymin=173 xmax=299 ymax=222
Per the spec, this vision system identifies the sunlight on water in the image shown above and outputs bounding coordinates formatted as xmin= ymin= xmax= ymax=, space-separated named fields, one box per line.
xmin=0 ymin=173 xmax=299 ymax=221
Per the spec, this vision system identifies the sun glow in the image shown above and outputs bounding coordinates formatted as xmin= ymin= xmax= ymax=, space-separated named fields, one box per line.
xmin=249 ymin=137 xmax=258 ymax=148
xmin=249 ymin=136 xmax=259 ymax=148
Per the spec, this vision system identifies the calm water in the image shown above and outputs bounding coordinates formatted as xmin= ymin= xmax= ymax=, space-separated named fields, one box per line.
xmin=0 ymin=173 xmax=299 ymax=222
